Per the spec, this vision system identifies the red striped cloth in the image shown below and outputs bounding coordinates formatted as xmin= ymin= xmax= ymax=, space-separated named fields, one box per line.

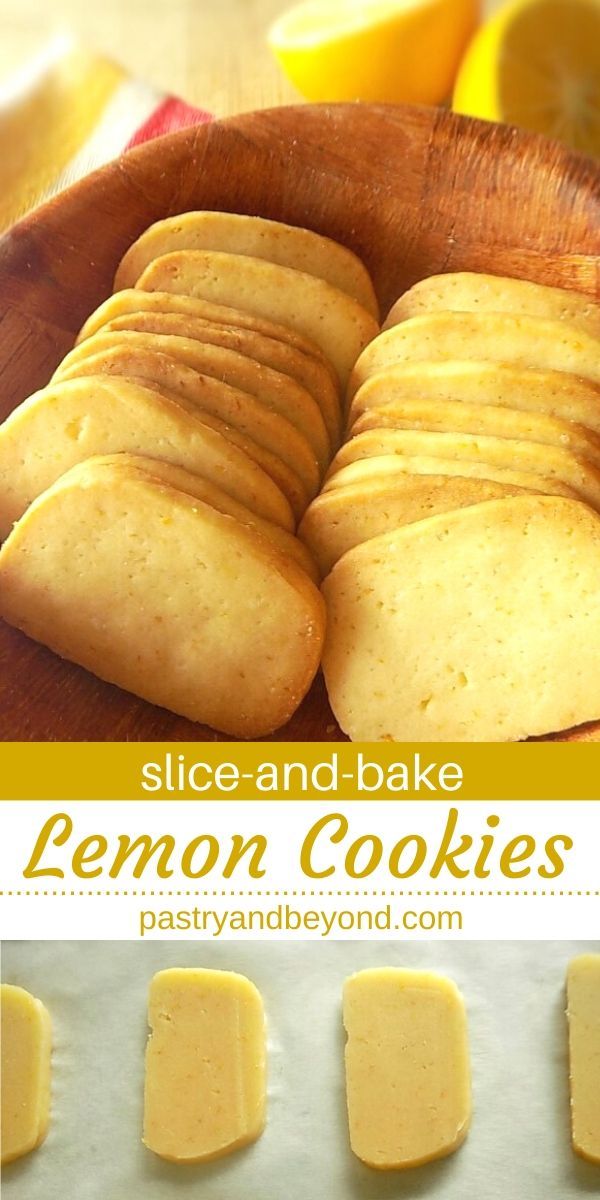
xmin=125 ymin=96 xmax=211 ymax=150
xmin=0 ymin=38 xmax=213 ymax=232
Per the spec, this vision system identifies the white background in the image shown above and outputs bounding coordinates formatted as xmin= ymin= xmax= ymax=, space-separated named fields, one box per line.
xmin=1 ymin=800 xmax=598 ymax=939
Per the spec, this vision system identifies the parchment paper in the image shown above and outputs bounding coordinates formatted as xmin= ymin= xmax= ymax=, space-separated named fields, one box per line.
xmin=2 ymin=940 xmax=599 ymax=1199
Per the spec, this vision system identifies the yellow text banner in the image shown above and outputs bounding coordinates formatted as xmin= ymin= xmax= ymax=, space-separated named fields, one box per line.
xmin=0 ymin=743 xmax=599 ymax=801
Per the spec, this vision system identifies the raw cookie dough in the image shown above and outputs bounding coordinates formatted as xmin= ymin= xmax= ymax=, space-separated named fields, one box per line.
xmin=567 ymin=954 xmax=600 ymax=1164
xmin=143 ymin=968 xmax=266 ymax=1163
xmin=343 ymin=967 xmax=471 ymax=1169
xmin=1 ymin=984 xmax=52 ymax=1165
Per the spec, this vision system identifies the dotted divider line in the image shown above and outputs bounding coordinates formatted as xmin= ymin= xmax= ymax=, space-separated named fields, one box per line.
xmin=1 ymin=890 xmax=599 ymax=898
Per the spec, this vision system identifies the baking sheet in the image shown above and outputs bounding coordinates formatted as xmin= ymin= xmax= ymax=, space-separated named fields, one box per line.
xmin=2 ymin=940 xmax=599 ymax=1199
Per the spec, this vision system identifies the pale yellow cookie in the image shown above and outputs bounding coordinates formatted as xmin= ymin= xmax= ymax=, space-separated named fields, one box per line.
xmin=0 ymin=459 xmax=325 ymax=736
xmin=321 ymin=455 xmax=583 ymax=501
xmin=385 ymin=272 xmax=600 ymax=337
xmin=567 ymin=955 xmax=600 ymax=1165
xmin=326 ymin=429 xmax=600 ymax=511
xmin=343 ymin=969 xmax=470 ymax=1169
xmin=55 ymin=330 xmax=331 ymax=471
xmin=348 ymin=313 xmax=600 ymax=399
xmin=77 ymin=288 xmax=337 ymax=375
xmin=143 ymin=968 xmax=266 ymax=1162
xmin=350 ymin=398 xmax=600 ymax=469
xmin=299 ymin=474 xmax=536 ymax=576
xmin=1 ymin=985 xmax=52 ymax=1165
xmin=0 ymin=377 xmax=294 ymax=538
xmin=115 ymin=210 xmax=379 ymax=317
xmin=348 ymin=362 xmax=600 ymax=434
xmin=83 ymin=454 xmax=318 ymax=582
xmin=136 ymin=250 xmax=378 ymax=388
xmin=98 ymin=309 xmax=342 ymax=446
xmin=322 ymin=496 xmax=600 ymax=741
xmin=56 ymin=345 xmax=319 ymax=502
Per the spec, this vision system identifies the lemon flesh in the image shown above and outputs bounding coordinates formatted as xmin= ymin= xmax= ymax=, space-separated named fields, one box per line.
xmin=453 ymin=0 xmax=600 ymax=158
xmin=269 ymin=0 xmax=480 ymax=105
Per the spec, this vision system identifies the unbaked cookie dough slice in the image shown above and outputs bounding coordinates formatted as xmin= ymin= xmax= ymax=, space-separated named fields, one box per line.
xmin=0 ymin=460 xmax=325 ymax=736
xmin=326 ymin=430 xmax=600 ymax=511
xmin=57 ymin=346 xmax=319 ymax=503
xmin=299 ymin=475 xmax=537 ymax=577
xmin=82 ymin=454 xmax=319 ymax=582
xmin=567 ymin=954 xmax=600 ymax=1164
xmin=385 ymin=272 xmax=600 ymax=336
xmin=348 ymin=361 xmax=600 ymax=434
xmin=115 ymin=210 xmax=379 ymax=317
xmin=98 ymin=310 xmax=343 ymax=446
xmin=322 ymin=495 xmax=600 ymax=741
xmin=343 ymin=968 xmax=470 ymax=1170
xmin=348 ymin=312 xmax=600 ymax=399
xmin=0 ymin=377 xmax=294 ymax=538
xmin=55 ymin=330 xmax=332 ymax=472
xmin=321 ymin=454 xmax=583 ymax=501
xmin=135 ymin=250 xmax=379 ymax=388
xmin=144 ymin=968 xmax=266 ymax=1163
xmin=1 ymin=984 xmax=52 ymax=1165
xmin=350 ymin=399 xmax=600 ymax=470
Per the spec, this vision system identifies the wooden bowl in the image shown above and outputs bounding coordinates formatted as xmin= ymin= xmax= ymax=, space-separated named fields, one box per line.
xmin=1 ymin=102 xmax=599 ymax=741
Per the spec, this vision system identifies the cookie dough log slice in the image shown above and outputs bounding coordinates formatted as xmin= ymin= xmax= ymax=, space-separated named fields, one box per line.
xmin=114 ymin=210 xmax=379 ymax=319
xmin=55 ymin=351 xmax=312 ymax=523
xmin=0 ymin=377 xmax=294 ymax=540
xmin=299 ymin=474 xmax=540 ymax=578
xmin=84 ymin=454 xmax=319 ymax=583
xmin=144 ymin=968 xmax=266 ymax=1163
xmin=384 ymin=272 xmax=600 ymax=336
xmin=93 ymin=309 xmax=344 ymax=448
xmin=348 ymin=312 xmax=600 ymax=400
xmin=1 ymin=984 xmax=52 ymax=1165
xmin=55 ymin=330 xmax=331 ymax=481
xmin=0 ymin=459 xmax=325 ymax=737
xmin=348 ymin=362 xmax=600 ymax=436
xmin=135 ymin=251 xmax=379 ymax=391
xmin=343 ymin=968 xmax=471 ymax=1169
xmin=326 ymin=430 xmax=600 ymax=512
xmin=322 ymin=495 xmax=600 ymax=742
xmin=567 ymin=954 xmax=600 ymax=1164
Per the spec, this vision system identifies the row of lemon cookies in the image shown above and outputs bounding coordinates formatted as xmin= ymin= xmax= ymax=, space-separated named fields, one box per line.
xmin=0 ymin=966 xmax=468 ymax=1171
xmin=0 ymin=213 xmax=378 ymax=737
xmin=301 ymin=272 xmax=600 ymax=742
xmin=4 ymin=957 xmax=599 ymax=1169
xmin=2 ymin=237 xmax=600 ymax=741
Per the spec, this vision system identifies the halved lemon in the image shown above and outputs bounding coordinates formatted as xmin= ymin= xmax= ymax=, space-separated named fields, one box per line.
xmin=268 ymin=0 xmax=480 ymax=106
xmin=453 ymin=0 xmax=600 ymax=157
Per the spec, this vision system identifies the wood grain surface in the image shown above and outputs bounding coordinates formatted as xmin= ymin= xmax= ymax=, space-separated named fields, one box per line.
xmin=0 ymin=102 xmax=599 ymax=740
xmin=0 ymin=0 xmax=503 ymax=118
